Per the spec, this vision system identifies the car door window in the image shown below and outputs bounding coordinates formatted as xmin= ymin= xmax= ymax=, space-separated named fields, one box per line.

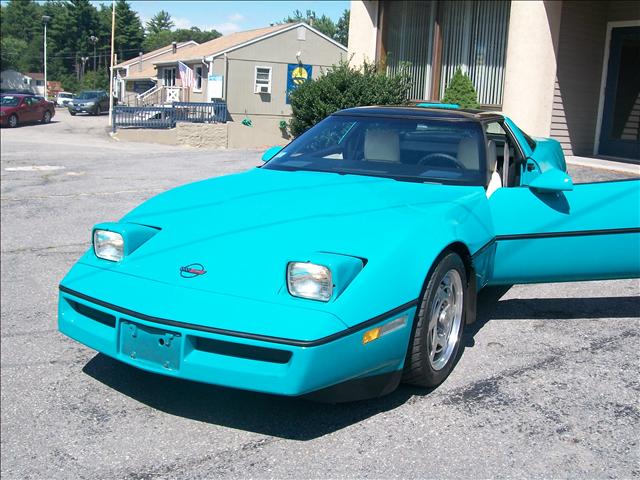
xmin=484 ymin=121 xmax=523 ymax=187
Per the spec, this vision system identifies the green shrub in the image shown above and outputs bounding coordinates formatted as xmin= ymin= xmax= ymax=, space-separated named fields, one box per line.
xmin=442 ymin=67 xmax=480 ymax=109
xmin=288 ymin=60 xmax=412 ymax=137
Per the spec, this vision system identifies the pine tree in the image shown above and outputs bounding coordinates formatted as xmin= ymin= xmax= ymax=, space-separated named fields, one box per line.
xmin=114 ymin=0 xmax=144 ymax=62
xmin=146 ymin=10 xmax=174 ymax=35
xmin=335 ymin=10 xmax=350 ymax=46
xmin=442 ymin=67 xmax=480 ymax=109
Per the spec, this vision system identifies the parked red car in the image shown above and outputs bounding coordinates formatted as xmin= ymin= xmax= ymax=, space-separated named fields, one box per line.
xmin=0 ymin=94 xmax=55 ymax=128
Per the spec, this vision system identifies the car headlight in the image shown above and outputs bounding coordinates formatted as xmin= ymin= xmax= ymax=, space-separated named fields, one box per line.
xmin=287 ymin=262 xmax=333 ymax=301
xmin=93 ymin=230 xmax=124 ymax=262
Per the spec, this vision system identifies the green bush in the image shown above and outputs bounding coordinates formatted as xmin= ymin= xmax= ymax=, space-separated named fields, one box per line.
xmin=288 ymin=60 xmax=412 ymax=137
xmin=442 ymin=67 xmax=480 ymax=109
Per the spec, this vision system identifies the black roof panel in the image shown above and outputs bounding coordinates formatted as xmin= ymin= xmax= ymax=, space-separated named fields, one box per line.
xmin=333 ymin=105 xmax=503 ymax=122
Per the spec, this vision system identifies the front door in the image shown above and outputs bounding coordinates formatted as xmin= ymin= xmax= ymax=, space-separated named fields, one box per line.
xmin=598 ymin=26 xmax=640 ymax=161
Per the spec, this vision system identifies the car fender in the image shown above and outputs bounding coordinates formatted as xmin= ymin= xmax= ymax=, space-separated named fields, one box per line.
xmin=324 ymin=189 xmax=493 ymax=328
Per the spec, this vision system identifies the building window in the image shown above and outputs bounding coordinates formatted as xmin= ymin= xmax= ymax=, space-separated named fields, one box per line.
xmin=254 ymin=66 xmax=272 ymax=94
xmin=381 ymin=0 xmax=511 ymax=106
xmin=194 ymin=66 xmax=203 ymax=91
xmin=163 ymin=67 xmax=176 ymax=87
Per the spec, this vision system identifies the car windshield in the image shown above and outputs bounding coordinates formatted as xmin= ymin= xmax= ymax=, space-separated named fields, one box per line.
xmin=263 ymin=115 xmax=487 ymax=185
xmin=1 ymin=96 xmax=20 ymax=106
xmin=76 ymin=91 xmax=101 ymax=99
xmin=59 ymin=93 xmax=72 ymax=98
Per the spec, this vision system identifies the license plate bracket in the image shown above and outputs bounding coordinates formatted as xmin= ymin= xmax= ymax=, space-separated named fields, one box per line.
xmin=120 ymin=320 xmax=181 ymax=371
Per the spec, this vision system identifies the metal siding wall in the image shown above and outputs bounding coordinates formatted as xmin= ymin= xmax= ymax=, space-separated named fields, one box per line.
xmin=439 ymin=0 xmax=510 ymax=106
xmin=552 ymin=1 xmax=608 ymax=156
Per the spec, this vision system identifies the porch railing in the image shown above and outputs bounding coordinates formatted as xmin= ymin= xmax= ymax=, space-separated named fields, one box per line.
xmin=172 ymin=101 xmax=228 ymax=123
xmin=112 ymin=100 xmax=228 ymax=132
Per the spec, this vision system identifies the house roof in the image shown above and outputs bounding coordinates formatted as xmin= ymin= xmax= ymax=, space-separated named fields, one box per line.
xmin=25 ymin=72 xmax=44 ymax=80
xmin=124 ymin=63 xmax=158 ymax=81
xmin=114 ymin=41 xmax=198 ymax=69
xmin=152 ymin=23 xmax=298 ymax=66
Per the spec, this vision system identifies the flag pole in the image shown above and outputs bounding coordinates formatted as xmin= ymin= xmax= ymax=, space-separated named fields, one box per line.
xmin=108 ymin=0 xmax=115 ymax=127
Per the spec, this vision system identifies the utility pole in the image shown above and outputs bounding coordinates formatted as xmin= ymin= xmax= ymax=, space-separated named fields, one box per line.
xmin=42 ymin=15 xmax=50 ymax=98
xmin=108 ymin=0 xmax=116 ymax=127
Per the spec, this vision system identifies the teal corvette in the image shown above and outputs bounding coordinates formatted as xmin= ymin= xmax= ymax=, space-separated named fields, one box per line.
xmin=58 ymin=106 xmax=640 ymax=401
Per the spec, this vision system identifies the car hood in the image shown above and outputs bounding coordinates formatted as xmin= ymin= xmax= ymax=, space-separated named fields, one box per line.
xmin=0 ymin=105 xmax=18 ymax=112
xmin=81 ymin=168 xmax=485 ymax=304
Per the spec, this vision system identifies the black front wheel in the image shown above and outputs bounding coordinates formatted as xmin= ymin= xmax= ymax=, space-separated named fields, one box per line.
xmin=42 ymin=111 xmax=52 ymax=124
xmin=8 ymin=114 xmax=18 ymax=128
xmin=403 ymin=252 xmax=468 ymax=388
xmin=69 ymin=110 xmax=76 ymax=116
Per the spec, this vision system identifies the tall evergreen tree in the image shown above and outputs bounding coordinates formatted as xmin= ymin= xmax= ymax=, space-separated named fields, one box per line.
xmin=146 ymin=10 xmax=174 ymax=35
xmin=335 ymin=9 xmax=350 ymax=46
xmin=114 ymin=0 xmax=144 ymax=62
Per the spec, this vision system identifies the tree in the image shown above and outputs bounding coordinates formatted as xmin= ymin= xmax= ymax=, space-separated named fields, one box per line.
xmin=335 ymin=9 xmax=349 ymax=46
xmin=1 ymin=0 xmax=43 ymax=73
xmin=441 ymin=67 xmax=480 ymax=108
xmin=114 ymin=0 xmax=144 ymax=62
xmin=143 ymin=26 xmax=221 ymax=52
xmin=146 ymin=10 xmax=174 ymax=35
xmin=282 ymin=8 xmax=350 ymax=46
xmin=289 ymin=60 xmax=412 ymax=136
xmin=1 ymin=37 xmax=29 ymax=71
xmin=282 ymin=9 xmax=336 ymax=40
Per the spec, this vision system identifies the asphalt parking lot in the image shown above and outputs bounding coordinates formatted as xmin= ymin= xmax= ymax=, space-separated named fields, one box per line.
xmin=1 ymin=109 xmax=639 ymax=479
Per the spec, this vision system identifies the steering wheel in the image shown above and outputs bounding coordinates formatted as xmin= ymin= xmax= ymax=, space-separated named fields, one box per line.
xmin=417 ymin=152 xmax=465 ymax=169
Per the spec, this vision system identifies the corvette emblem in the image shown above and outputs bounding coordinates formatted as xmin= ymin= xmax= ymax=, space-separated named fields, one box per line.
xmin=180 ymin=263 xmax=207 ymax=278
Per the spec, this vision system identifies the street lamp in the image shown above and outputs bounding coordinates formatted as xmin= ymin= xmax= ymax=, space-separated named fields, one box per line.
xmin=42 ymin=15 xmax=50 ymax=99
xmin=80 ymin=56 xmax=89 ymax=83
xmin=89 ymin=35 xmax=98 ymax=88
xmin=89 ymin=35 xmax=98 ymax=71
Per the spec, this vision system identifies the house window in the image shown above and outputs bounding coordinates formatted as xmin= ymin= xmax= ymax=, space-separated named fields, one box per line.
xmin=194 ymin=66 xmax=203 ymax=91
xmin=163 ymin=67 xmax=176 ymax=87
xmin=254 ymin=66 xmax=272 ymax=94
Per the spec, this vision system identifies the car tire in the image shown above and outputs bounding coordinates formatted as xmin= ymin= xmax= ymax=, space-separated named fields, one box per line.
xmin=8 ymin=114 xmax=18 ymax=128
xmin=42 ymin=111 xmax=52 ymax=124
xmin=402 ymin=252 xmax=467 ymax=388
xmin=69 ymin=111 xmax=76 ymax=116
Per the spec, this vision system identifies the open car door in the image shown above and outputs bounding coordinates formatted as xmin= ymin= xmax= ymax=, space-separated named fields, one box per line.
xmin=487 ymin=126 xmax=640 ymax=285
xmin=489 ymin=178 xmax=640 ymax=284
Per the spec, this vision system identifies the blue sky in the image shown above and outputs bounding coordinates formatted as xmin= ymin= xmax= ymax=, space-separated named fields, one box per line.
xmin=127 ymin=1 xmax=350 ymax=35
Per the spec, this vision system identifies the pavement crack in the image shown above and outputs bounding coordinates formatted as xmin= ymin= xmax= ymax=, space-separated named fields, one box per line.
xmin=1 ymin=188 xmax=164 ymax=201
xmin=1 ymin=242 xmax=89 ymax=254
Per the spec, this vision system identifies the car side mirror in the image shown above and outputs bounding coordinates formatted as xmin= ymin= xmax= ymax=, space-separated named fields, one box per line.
xmin=528 ymin=168 xmax=573 ymax=193
xmin=261 ymin=146 xmax=283 ymax=162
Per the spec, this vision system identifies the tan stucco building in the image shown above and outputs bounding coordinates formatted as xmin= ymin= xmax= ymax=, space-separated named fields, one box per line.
xmin=348 ymin=0 xmax=639 ymax=161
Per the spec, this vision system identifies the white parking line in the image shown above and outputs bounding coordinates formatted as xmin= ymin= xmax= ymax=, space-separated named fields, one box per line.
xmin=5 ymin=165 xmax=66 ymax=172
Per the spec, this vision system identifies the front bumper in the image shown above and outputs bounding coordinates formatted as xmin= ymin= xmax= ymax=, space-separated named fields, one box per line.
xmin=58 ymin=287 xmax=415 ymax=398
xmin=68 ymin=105 xmax=96 ymax=113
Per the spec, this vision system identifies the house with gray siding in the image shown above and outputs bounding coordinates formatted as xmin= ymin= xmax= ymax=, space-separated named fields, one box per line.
xmin=139 ymin=23 xmax=346 ymax=147
xmin=348 ymin=0 xmax=639 ymax=162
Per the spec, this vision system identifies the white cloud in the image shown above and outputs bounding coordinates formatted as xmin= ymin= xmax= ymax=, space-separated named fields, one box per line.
xmin=209 ymin=22 xmax=241 ymax=35
xmin=227 ymin=13 xmax=244 ymax=22
xmin=173 ymin=17 xmax=192 ymax=30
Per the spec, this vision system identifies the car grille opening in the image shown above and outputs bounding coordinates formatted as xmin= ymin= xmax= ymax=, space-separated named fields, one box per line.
xmin=194 ymin=337 xmax=292 ymax=364
xmin=68 ymin=299 xmax=116 ymax=328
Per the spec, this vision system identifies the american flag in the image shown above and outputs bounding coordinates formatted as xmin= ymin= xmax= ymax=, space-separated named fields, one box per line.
xmin=178 ymin=61 xmax=194 ymax=88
